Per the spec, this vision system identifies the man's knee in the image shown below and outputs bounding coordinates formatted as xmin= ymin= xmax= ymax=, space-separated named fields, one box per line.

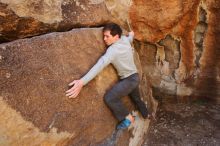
xmin=104 ymin=91 xmax=115 ymax=104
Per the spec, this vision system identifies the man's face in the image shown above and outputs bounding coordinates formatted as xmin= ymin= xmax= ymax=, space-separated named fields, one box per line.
xmin=103 ymin=30 xmax=119 ymax=46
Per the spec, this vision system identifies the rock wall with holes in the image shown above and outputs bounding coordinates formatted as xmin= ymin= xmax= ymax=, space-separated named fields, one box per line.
xmin=130 ymin=0 xmax=220 ymax=102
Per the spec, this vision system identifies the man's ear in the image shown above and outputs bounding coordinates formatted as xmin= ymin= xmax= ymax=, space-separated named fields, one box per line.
xmin=115 ymin=34 xmax=120 ymax=39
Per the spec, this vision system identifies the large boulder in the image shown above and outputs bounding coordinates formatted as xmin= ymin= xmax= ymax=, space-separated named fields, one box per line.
xmin=0 ymin=28 xmax=157 ymax=145
xmin=0 ymin=0 xmax=133 ymax=42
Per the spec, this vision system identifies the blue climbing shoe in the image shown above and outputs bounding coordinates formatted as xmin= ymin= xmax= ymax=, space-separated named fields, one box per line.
xmin=116 ymin=119 xmax=131 ymax=130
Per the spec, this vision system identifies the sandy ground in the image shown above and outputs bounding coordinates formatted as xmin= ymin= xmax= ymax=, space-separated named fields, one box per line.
xmin=143 ymin=99 xmax=220 ymax=146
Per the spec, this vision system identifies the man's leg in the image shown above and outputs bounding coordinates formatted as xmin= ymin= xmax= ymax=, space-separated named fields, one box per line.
xmin=104 ymin=74 xmax=139 ymax=122
xmin=129 ymin=86 xmax=149 ymax=118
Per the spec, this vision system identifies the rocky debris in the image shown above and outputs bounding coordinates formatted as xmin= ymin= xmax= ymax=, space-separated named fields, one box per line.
xmin=143 ymin=100 xmax=220 ymax=146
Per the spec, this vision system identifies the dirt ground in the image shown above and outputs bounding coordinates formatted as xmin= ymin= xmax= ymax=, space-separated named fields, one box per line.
xmin=143 ymin=98 xmax=220 ymax=146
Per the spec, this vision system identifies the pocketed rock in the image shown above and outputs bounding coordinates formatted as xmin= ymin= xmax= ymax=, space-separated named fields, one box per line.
xmin=132 ymin=0 xmax=220 ymax=102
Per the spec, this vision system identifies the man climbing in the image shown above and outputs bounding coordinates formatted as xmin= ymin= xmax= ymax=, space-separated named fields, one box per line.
xmin=66 ymin=23 xmax=149 ymax=130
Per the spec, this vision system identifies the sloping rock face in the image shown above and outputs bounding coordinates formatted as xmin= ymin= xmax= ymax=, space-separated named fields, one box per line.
xmin=131 ymin=0 xmax=220 ymax=102
xmin=0 ymin=28 xmax=157 ymax=146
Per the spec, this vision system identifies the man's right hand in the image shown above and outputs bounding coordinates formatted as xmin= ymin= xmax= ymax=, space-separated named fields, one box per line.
xmin=65 ymin=79 xmax=83 ymax=98
xmin=128 ymin=31 xmax=134 ymax=37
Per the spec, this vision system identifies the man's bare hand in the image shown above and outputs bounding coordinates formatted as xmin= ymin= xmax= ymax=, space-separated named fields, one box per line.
xmin=65 ymin=79 xmax=83 ymax=98
xmin=128 ymin=31 xmax=134 ymax=37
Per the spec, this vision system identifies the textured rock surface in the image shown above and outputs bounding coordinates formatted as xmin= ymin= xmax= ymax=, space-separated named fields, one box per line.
xmin=0 ymin=28 xmax=157 ymax=145
xmin=0 ymin=97 xmax=72 ymax=146
xmin=130 ymin=0 xmax=200 ymax=43
xmin=0 ymin=0 xmax=116 ymax=42
xmin=194 ymin=0 xmax=220 ymax=101
xmin=131 ymin=0 xmax=220 ymax=102
xmin=131 ymin=0 xmax=200 ymax=86
xmin=0 ymin=0 xmax=134 ymax=43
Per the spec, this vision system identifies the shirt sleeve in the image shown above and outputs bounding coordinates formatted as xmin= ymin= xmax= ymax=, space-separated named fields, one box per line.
xmin=80 ymin=47 xmax=115 ymax=85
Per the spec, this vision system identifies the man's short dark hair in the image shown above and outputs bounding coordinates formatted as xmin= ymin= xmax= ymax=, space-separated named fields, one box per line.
xmin=103 ymin=23 xmax=122 ymax=38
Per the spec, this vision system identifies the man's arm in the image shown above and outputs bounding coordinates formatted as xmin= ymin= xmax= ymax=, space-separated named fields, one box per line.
xmin=65 ymin=47 xmax=115 ymax=98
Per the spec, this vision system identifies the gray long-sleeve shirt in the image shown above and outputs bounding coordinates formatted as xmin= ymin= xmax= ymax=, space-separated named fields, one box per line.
xmin=81 ymin=34 xmax=137 ymax=85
